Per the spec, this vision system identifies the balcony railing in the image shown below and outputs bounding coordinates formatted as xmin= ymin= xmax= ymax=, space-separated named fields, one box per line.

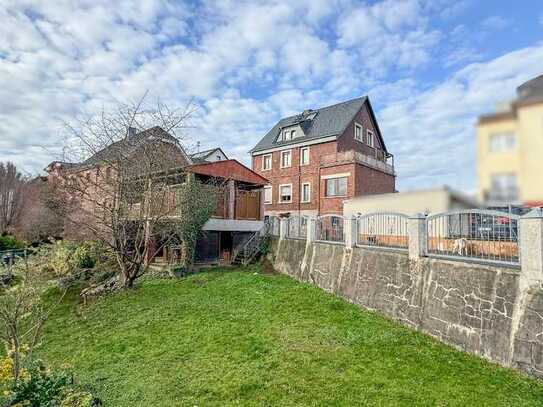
xmin=319 ymin=150 xmax=394 ymax=175
xmin=130 ymin=186 xmax=261 ymax=221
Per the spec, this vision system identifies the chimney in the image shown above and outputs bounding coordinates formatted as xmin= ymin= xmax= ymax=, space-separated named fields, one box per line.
xmin=127 ymin=126 xmax=137 ymax=139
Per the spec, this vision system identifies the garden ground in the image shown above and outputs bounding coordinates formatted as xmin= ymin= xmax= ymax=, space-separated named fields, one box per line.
xmin=40 ymin=266 xmax=543 ymax=406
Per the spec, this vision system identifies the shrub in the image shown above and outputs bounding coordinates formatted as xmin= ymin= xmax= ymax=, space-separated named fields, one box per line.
xmin=45 ymin=241 xmax=99 ymax=277
xmin=0 ymin=358 xmax=99 ymax=407
xmin=0 ymin=235 xmax=25 ymax=251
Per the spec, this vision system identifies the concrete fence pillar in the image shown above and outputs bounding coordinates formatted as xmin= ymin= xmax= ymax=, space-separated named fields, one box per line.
xmin=344 ymin=216 xmax=358 ymax=248
xmin=408 ymin=213 xmax=428 ymax=260
xmin=519 ymin=208 xmax=543 ymax=289
xmin=279 ymin=217 xmax=289 ymax=240
xmin=306 ymin=217 xmax=317 ymax=243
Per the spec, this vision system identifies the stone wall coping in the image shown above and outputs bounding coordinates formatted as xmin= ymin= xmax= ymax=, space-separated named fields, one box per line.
xmin=522 ymin=208 xmax=543 ymax=219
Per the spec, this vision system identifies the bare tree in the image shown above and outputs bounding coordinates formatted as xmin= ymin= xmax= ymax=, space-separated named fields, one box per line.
xmin=52 ymin=95 xmax=217 ymax=289
xmin=0 ymin=162 xmax=25 ymax=235
xmin=14 ymin=177 xmax=64 ymax=242
xmin=0 ymin=256 xmax=67 ymax=383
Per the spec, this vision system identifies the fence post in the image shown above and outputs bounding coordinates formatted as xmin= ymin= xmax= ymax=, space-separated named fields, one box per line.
xmin=519 ymin=208 xmax=543 ymax=289
xmin=408 ymin=213 xmax=427 ymax=260
xmin=279 ymin=217 xmax=289 ymax=240
xmin=307 ymin=217 xmax=317 ymax=243
xmin=344 ymin=216 xmax=357 ymax=248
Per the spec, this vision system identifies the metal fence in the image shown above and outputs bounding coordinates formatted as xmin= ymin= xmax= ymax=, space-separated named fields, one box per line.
xmin=287 ymin=216 xmax=308 ymax=239
xmin=266 ymin=216 xmax=281 ymax=236
xmin=426 ymin=209 xmax=520 ymax=265
xmin=316 ymin=214 xmax=344 ymax=243
xmin=357 ymin=212 xmax=409 ymax=250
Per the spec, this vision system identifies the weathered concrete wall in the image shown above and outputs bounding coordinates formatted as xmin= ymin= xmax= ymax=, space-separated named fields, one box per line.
xmin=269 ymin=237 xmax=543 ymax=378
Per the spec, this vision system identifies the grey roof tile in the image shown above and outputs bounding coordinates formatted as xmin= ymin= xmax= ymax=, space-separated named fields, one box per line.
xmin=250 ymin=96 xmax=367 ymax=153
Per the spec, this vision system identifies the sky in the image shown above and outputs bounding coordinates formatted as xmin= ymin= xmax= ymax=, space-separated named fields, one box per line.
xmin=1 ymin=0 xmax=542 ymax=192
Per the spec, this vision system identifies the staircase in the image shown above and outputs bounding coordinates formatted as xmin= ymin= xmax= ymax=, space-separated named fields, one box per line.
xmin=231 ymin=231 xmax=268 ymax=266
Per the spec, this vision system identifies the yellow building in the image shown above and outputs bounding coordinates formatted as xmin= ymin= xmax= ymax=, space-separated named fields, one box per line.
xmin=477 ymin=74 xmax=543 ymax=207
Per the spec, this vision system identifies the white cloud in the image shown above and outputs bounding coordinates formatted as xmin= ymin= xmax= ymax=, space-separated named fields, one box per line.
xmin=380 ymin=43 xmax=543 ymax=191
xmin=481 ymin=15 xmax=510 ymax=31
xmin=336 ymin=0 xmax=441 ymax=76
xmin=0 ymin=0 xmax=540 ymax=197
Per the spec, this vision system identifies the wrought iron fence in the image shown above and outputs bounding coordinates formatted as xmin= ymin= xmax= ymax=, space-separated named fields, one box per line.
xmin=287 ymin=215 xmax=308 ymax=239
xmin=426 ymin=210 xmax=520 ymax=265
xmin=266 ymin=216 xmax=281 ymax=236
xmin=316 ymin=214 xmax=344 ymax=243
xmin=357 ymin=212 xmax=408 ymax=250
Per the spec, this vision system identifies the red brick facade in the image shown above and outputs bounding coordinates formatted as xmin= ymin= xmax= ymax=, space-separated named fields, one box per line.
xmin=251 ymin=100 xmax=396 ymax=216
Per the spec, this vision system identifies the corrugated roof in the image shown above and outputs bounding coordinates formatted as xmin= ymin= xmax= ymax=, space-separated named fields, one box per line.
xmin=250 ymin=96 xmax=368 ymax=153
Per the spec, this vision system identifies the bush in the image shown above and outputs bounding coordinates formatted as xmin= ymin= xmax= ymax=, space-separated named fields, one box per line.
xmin=45 ymin=241 xmax=99 ymax=277
xmin=0 ymin=358 xmax=99 ymax=407
xmin=0 ymin=235 xmax=25 ymax=251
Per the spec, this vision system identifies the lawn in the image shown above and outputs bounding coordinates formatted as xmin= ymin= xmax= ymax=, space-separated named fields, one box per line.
xmin=39 ymin=266 xmax=543 ymax=406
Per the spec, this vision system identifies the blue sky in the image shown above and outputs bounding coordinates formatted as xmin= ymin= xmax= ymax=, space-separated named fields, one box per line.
xmin=1 ymin=0 xmax=542 ymax=193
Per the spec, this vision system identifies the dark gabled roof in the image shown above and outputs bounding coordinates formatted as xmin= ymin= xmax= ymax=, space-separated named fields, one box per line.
xmin=81 ymin=126 xmax=186 ymax=167
xmin=190 ymin=147 xmax=227 ymax=163
xmin=250 ymin=96 xmax=369 ymax=153
xmin=517 ymin=74 xmax=543 ymax=100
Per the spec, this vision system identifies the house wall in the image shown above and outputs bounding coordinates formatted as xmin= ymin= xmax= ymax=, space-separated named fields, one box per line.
xmin=477 ymin=100 xmax=543 ymax=205
xmin=337 ymin=102 xmax=384 ymax=155
xmin=343 ymin=187 xmax=476 ymax=217
xmin=269 ymin=237 xmax=543 ymax=379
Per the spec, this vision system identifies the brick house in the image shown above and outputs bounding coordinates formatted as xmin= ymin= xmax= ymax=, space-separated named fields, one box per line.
xmin=45 ymin=126 xmax=268 ymax=265
xmin=250 ymin=96 xmax=396 ymax=217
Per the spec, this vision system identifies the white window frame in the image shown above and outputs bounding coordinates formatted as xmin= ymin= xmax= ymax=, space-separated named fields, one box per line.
xmin=300 ymin=147 xmax=310 ymax=165
xmin=300 ymin=182 xmax=311 ymax=203
xmin=280 ymin=149 xmax=292 ymax=168
xmin=366 ymin=129 xmax=375 ymax=147
xmin=354 ymin=123 xmax=363 ymax=142
xmin=263 ymin=185 xmax=272 ymax=204
xmin=278 ymin=183 xmax=293 ymax=203
xmin=262 ymin=154 xmax=272 ymax=171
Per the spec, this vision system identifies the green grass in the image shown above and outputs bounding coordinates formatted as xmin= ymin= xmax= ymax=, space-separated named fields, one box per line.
xmin=39 ymin=267 xmax=543 ymax=406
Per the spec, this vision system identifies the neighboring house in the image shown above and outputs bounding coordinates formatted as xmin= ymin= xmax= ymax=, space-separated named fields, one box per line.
xmin=250 ymin=96 xmax=396 ymax=217
xmin=190 ymin=147 xmax=228 ymax=163
xmin=45 ymin=126 xmax=267 ymax=265
xmin=477 ymin=74 xmax=543 ymax=207
xmin=343 ymin=186 xmax=479 ymax=218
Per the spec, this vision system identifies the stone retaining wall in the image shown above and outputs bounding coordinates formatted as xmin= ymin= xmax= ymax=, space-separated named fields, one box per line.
xmin=269 ymin=237 xmax=543 ymax=378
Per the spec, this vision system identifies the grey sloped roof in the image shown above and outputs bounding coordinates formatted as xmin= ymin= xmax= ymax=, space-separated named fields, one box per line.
xmin=190 ymin=147 xmax=227 ymax=163
xmin=250 ymin=96 xmax=367 ymax=153
xmin=517 ymin=74 xmax=543 ymax=102
xmin=81 ymin=126 xmax=187 ymax=167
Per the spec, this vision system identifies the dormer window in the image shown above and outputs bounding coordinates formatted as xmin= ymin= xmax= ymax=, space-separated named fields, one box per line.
xmin=282 ymin=129 xmax=295 ymax=141
xmin=279 ymin=128 xmax=297 ymax=142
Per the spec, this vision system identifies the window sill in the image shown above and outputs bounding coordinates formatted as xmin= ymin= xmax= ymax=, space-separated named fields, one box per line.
xmin=277 ymin=201 xmax=292 ymax=204
xmin=324 ymin=195 xmax=348 ymax=199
